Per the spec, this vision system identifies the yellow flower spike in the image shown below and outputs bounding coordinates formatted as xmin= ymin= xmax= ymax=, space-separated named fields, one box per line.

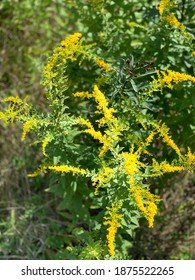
xmin=94 ymin=58 xmax=111 ymax=72
xmin=21 ymin=118 xmax=38 ymax=141
xmin=28 ymin=164 xmax=48 ymax=177
xmin=152 ymin=159 xmax=184 ymax=174
xmin=145 ymin=131 xmax=156 ymax=146
xmin=162 ymin=13 xmax=186 ymax=31
xmin=92 ymin=166 xmax=114 ymax=194
xmin=130 ymin=186 xmax=161 ymax=228
xmin=155 ymin=122 xmax=181 ymax=156
xmin=183 ymin=148 xmax=195 ymax=172
xmin=3 ymin=96 xmax=23 ymax=104
xmin=121 ymin=151 xmax=139 ymax=176
xmin=158 ymin=0 xmax=175 ymax=16
xmin=149 ymin=69 xmax=195 ymax=93
xmin=104 ymin=202 xmax=123 ymax=256
xmin=42 ymin=135 xmax=53 ymax=156
xmin=77 ymin=116 xmax=104 ymax=142
xmin=73 ymin=91 xmax=93 ymax=99
xmin=93 ymin=85 xmax=116 ymax=126
xmin=42 ymin=33 xmax=85 ymax=85
xmin=136 ymin=130 xmax=157 ymax=155
xmin=121 ymin=145 xmax=144 ymax=178
xmin=48 ymin=165 xmax=87 ymax=176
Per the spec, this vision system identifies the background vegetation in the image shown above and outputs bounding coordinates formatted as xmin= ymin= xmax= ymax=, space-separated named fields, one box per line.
xmin=0 ymin=0 xmax=194 ymax=259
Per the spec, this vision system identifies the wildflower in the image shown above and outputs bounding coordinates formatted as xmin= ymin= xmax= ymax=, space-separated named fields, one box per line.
xmin=94 ymin=58 xmax=111 ymax=72
xmin=104 ymin=202 xmax=123 ymax=256
xmin=0 ymin=112 xmax=7 ymax=123
xmin=76 ymin=90 xmax=122 ymax=157
xmin=77 ymin=116 xmax=104 ymax=142
xmin=93 ymin=85 xmax=116 ymax=126
xmin=92 ymin=166 xmax=114 ymax=194
xmin=3 ymin=96 xmax=23 ymax=104
xmin=76 ymin=116 xmax=112 ymax=157
xmin=162 ymin=13 xmax=186 ymax=31
xmin=28 ymin=164 xmax=48 ymax=177
xmin=150 ymin=69 xmax=195 ymax=93
xmin=73 ymin=91 xmax=93 ymax=99
xmin=155 ymin=122 xmax=181 ymax=156
xmin=48 ymin=165 xmax=87 ymax=175
xmin=145 ymin=131 xmax=156 ymax=146
xmin=42 ymin=135 xmax=53 ymax=156
xmin=158 ymin=0 xmax=175 ymax=16
xmin=152 ymin=159 xmax=184 ymax=174
xmin=183 ymin=148 xmax=195 ymax=172
xmin=121 ymin=151 xmax=139 ymax=176
xmin=130 ymin=186 xmax=161 ymax=227
xmin=136 ymin=130 xmax=157 ymax=155
xmin=21 ymin=117 xmax=38 ymax=141
xmin=192 ymin=51 xmax=195 ymax=56
xmin=74 ymin=85 xmax=117 ymax=127
xmin=42 ymin=33 xmax=84 ymax=85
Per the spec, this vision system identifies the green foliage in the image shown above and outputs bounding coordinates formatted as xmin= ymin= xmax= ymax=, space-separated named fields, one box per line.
xmin=0 ymin=0 xmax=195 ymax=259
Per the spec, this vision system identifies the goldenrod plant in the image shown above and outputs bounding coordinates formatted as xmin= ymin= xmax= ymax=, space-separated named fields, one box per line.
xmin=0 ymin=0 xmax=194 ymax=259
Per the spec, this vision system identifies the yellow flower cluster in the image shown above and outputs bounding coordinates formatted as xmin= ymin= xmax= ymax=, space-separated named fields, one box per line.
xmin=28 ymin=164 xmax=88 ymax=177
xmin=42 ymin=135 xmax=53 ymax=156
xmin=93 ymin=85 xmax=116 ymax=126
xmin=0 ymin=96 xmax=28 ymax=124
xmin=45 ymin=32 xmax=82 ymax=72
xmin=73 ymin=91 xmax=93 ymax=99
xmin=155 ymin=122 xmax=181 ymax=156
xmin=3 ymin=96 xmax=23 ymax=104
xmin=158 ymin=0 xmax=175 ymax=16
xmin=77 ymin=116 xmax=103 ymax=141
xmin=48 ymin=165 xmax=87 ymax=175
xmin=130 ymin=186 xmax=161 ymax=228
xmin=184 ymin=148 xmax=195 ymax=172
xmin=104 ymin=202 xmax=123 ymax=256
xmin=192 ymin=51 xmax=195 ymax=56
xmin=136 ymin=130 xmax=157 ymax=155
xmin=152 ymin=159 xmax=184 ymax=175
xmin=74 ymin=85 xmax=116 ymax=127
xmin=162 ymin=13 xmax=186 ymax=31
xmin=121 ymin=151 xmax=139 ymax=177
xmin=21 ymin=117 xmax=38 ymax=141
xmin=75 ymin=85 xmax=122 ymax=157
xmin=42 ymin=33 xmax=83 ymax=84
xmin=28 ymin=164 xmax=48 ymax=177
xmin=92 ymin=167 xmax=114 ymax=194
xmin=150 ymin=69 xmax=195 ymax=93
xmin=77 ymin=116 xmax=121 ymax=157
xmin=94 ymin=58 xmax=111 ymax=72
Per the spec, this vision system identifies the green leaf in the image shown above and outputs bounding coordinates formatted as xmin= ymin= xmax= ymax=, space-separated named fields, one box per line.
xmin=130 ymin=79 xmax=138 ymax=92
